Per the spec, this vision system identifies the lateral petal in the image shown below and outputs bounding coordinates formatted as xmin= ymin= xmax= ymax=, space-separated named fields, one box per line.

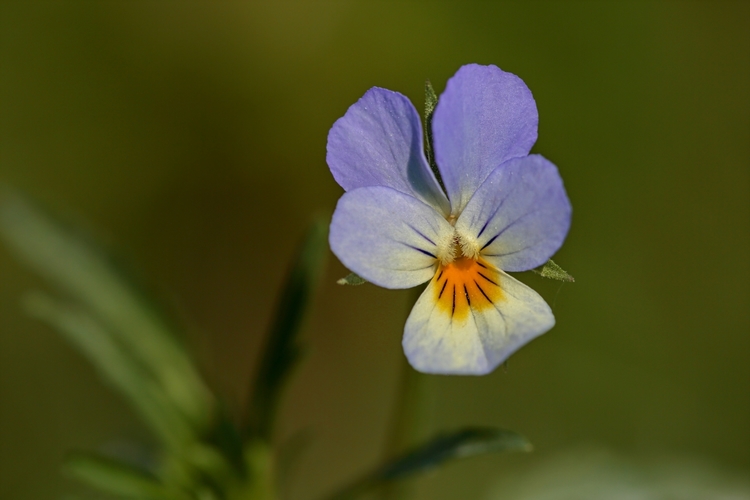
xmin=432 ymin=64 xmax=538 ymax=216
xmin=327 ymin=87 xmax=450 ymax=216
xmin=329 ymin=186 xmax=453 ymax=289
xmin=403 ymin=263 xmax=554 ymax=375
xmin=455 ymin=155 xmax=571 ymax=273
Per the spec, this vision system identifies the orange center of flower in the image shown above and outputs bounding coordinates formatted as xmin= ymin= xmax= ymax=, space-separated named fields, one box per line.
xmin=433 ymin=256 xmax=504 ymax=321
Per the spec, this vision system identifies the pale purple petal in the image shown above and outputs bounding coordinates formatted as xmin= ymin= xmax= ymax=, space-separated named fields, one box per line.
xmin=327 ymin=87 xmax=450 ymax=216
xmin=329 ymin=186 xmax=453 ymax=289
xmin=432 ymin=64 xmax=538 ymax=215
xmin=455 ymin=155 xmax=571 ymax=272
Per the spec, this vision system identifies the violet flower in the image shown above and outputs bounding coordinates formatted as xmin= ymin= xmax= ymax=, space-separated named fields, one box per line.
xmin=328 ymin=64 xmax=571 ymax=375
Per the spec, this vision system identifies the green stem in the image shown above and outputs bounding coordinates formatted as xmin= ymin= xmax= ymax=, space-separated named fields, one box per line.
xmin=379 ymin=288 xmax=434 ymax=500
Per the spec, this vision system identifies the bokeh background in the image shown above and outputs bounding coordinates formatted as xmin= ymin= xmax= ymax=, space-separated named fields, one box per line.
xmin=1 ymin=2 xmax=748 ymax=499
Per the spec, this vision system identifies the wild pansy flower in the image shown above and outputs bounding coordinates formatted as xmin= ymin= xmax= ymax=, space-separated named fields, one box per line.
xmin=328 ymin=64 xmax=571 ymax=375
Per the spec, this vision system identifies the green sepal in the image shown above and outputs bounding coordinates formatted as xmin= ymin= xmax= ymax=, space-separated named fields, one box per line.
xmin=324 ymin=427 xmax=531 ymax=499
xmin=245 ymin=218 xmax=328 ymax=440
xmin=336 ymin=273 xmax=367 ymax=286
xmin=424 ymin=80 xmax=446 ymax=194
xmin=531 ymin=259 xmax=575 ymax=282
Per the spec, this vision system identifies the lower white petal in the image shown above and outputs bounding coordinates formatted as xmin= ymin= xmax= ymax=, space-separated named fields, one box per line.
xmin=403 ymin=260 xmax=554 ymax=375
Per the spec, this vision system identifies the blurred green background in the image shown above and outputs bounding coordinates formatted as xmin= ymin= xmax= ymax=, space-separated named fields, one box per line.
xmin=1 ymin=2 xmax=748 ymax=499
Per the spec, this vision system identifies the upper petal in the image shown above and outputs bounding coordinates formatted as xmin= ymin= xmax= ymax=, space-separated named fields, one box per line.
xmin=327 ymin=87 xmax=450 ymax=216
xmin=432 ymin=64 xmax=538 ymax=215
xmin=403 ymin=261 xmax=554 ymax=375
xmin=329 ymin=186 xmax=453 ymax=289
xmin=455 ymin=154 xmax=571 ymax=272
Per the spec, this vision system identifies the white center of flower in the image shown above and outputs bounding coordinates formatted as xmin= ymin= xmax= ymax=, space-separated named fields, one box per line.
xmin=436 ymin=228 xmax=480 ymax=266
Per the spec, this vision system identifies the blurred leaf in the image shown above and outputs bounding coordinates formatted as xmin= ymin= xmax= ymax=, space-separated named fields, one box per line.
xmin=325 ymin=427 xmax=531 ymax=500
xmin=237 ymin=440 xmax=276 ymax=500
xmin=0 ymin=190 xmax=213 ymax=430
xmin=423 ymin=80 xmax=445 ymax=193
xmin=64 ymin=453 xmax=172 ymax=500
xmin=245 ymin=218 xmax=328 ymax=439
xmin=531 ymin=259 xmax=575 ymax=282
xmin=23 ymin=291 xmax=193 ymax=451
xmin=207 ymin=407 xmax=248 ymax=478
xmin=182 ymin=442 xmax=238 ymax=497
xmin=337 ymin=273 xmax=366 ymax=286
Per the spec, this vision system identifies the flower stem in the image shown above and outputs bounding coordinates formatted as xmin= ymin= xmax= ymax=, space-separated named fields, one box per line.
xmin=380 ymin=288 xmax=434 ymax=500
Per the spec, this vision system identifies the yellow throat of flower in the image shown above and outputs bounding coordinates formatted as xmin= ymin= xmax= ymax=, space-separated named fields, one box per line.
xmin=433 ymin=255 xmax=503 ymax=321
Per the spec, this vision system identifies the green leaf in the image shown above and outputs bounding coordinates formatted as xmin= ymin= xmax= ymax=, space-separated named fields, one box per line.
xmin=424 ymin=80 xmax=445 ymax=193
xmin=23 ymin=292 xmax=194 ymax=451
xmin=0 ymin=191 xmax=213 ymax=431
xmin=64 ymin=453 xmax=173 ymax=500
xmin=324 ymin=427 xmax=531 ymax=500
xmin=531 ymin=259 xmax=575 ymax=282
xmin=245 ymin=218 xmax=328 ymax=439
xmin=336 ymin=273 xmax=367 ymax=286
xmin=242 ymin=440 xmax=278 ymax=500
xmin=206 ymin=406 xmax=248 ymax=477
